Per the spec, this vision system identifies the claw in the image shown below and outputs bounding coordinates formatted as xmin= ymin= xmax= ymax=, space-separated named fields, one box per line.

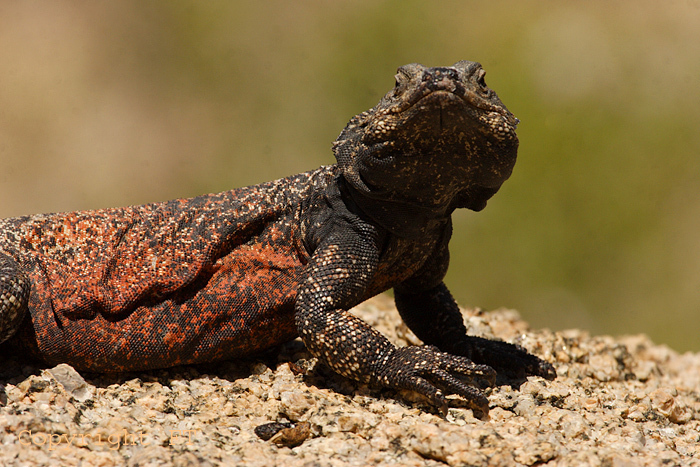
xmin=537 ymin=360 xmax=557 ymax=380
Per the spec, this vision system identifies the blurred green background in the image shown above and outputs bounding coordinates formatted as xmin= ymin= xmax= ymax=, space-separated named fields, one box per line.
xmin=1 ymin=1 xmax=698 ymax=351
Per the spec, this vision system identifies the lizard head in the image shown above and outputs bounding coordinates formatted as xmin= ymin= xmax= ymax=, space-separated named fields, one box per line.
xmin=333 ymin=61 xmax=519 ymax=214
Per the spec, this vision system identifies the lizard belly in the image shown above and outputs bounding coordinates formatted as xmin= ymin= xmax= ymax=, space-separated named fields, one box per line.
xmin=20 ymin=245 xmax=305 ymax=372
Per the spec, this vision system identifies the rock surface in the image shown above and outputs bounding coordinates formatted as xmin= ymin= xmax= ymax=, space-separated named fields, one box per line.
xmin=1 ymin=295 xmax=698 ymax=466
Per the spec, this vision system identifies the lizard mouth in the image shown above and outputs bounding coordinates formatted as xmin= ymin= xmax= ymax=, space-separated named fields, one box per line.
xmin=372 ymin=89 xmax=518 ymax=142
xmin=401 ymin=88 xmax=508 ymax=116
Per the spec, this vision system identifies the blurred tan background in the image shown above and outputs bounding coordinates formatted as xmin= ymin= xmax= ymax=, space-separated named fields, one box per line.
xmin=1 ymin=2 xmax=698 ymax=351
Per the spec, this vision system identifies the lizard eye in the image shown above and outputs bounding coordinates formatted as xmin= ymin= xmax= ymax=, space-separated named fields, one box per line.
xmin=392 ymin=72 xmax=408 ymax=98
xmin=393 ymin=67 xmax=412 ymax=89
xmin=394 ymin=71 xmax=409 ymax=87
xmin=476 ymin=70 xmax=489 ymax=94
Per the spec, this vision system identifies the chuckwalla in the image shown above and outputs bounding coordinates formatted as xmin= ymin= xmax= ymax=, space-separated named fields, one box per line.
xmin=0 ymin=61 xmax=555 ymax=415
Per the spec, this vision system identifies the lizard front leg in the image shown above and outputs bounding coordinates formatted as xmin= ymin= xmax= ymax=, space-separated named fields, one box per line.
xmin=0 ymin=252 xmax=31 ymax=343
xmin=391 ymin=224 xmax=555 ymax=382
xmin=294 ymin=230 xmax=496 ymax=415
xmin=395 ymin=282 xmax=556 ymax=381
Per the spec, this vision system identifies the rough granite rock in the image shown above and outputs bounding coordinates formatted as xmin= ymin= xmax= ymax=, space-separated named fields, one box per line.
xmin=1 ymin=294 xmax=698 ymax=466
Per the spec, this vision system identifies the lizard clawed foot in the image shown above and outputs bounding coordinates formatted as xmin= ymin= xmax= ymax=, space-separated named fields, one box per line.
xmin=456 ymin=336 xmax=556 ymax=381
xmin=374 ymin=345 xmax=496 ymax=416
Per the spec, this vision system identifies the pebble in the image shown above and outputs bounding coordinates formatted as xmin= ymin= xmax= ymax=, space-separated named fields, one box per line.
xmin=0 ymin=294 xmax=698 ymax=466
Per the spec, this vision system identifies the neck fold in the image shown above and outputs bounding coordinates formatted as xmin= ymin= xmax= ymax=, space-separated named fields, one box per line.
xmin=337 ymin=176 xmax=450 ymax=240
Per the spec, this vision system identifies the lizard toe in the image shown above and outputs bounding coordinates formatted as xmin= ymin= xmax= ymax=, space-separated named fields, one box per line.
xmin=454 ymin=336 xmax=556 ymax=381
xmin=426 ymin=368 xmax=490 ymax=415
xmin=374 ymin=345 xmax=492 ymax=415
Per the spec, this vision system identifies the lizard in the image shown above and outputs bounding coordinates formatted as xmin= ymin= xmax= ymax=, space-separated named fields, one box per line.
xmin=0 ymin=61 xmax=555 ymax=415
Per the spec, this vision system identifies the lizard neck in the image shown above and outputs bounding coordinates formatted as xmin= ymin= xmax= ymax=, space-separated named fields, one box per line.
xmin=337 ymin=175 xmax=450 ymax=240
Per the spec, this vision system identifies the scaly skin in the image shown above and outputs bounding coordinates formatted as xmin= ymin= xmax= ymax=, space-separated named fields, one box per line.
xmin=0 ymin=61 xmax=554 ymax=415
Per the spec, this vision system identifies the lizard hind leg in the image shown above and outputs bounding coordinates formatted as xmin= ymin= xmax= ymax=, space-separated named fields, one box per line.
xmin=0 ymin=252 xmax=30 ymax=343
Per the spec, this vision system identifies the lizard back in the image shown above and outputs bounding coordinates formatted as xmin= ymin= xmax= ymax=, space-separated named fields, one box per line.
xmin=1 ymin=166 xmax=337 ymax=370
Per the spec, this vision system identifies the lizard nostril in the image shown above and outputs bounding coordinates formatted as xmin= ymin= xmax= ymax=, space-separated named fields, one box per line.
xmin=422 ymin=68 xmax=460 ymax=89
